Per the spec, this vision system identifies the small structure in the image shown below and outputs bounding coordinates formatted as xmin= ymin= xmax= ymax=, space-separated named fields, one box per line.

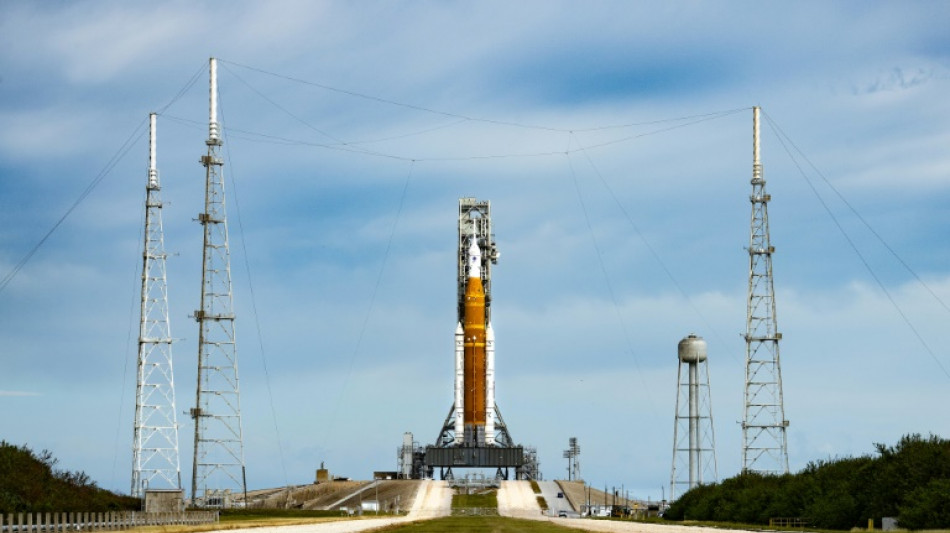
xmin=144 ymin=489 xmax=185 ymax=512
xmin=315 ymin=462 xmax=330 ymax=483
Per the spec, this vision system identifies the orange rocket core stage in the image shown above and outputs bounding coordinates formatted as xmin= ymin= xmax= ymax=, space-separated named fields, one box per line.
xmin=463 ymin=273 xmax=487 ymax=427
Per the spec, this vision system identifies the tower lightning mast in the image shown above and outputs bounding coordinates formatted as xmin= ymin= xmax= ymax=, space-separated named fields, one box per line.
xmin=131 ymin=113 xmax=182 ymax=497
xmin=741 ymin=106 xmax=790 ymax=475
xmin=191 ymin=57 xmax=247 ymax=506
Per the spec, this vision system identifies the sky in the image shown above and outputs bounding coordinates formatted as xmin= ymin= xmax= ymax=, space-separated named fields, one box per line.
xmin=1 ymin=1 xmax=950 ymax=501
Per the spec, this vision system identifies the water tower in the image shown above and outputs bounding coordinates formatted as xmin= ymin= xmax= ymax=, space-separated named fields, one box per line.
xmin=669 ymin=334 xmax=718 ymax=499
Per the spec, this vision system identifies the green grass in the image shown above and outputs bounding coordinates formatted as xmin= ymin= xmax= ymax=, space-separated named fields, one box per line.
xmin=452 ymin=491 xmax=498 ymax=509
xmin=529 ymin=481 xmax=541 ymax=494
xmin=373 ymin=516 xmax=591 ymax=532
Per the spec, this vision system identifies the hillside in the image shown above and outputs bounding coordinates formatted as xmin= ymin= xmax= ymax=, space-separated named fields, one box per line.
xmin=665 ymin=434 xmax=950 ymax=530
xmin=0 ymin=441 xmax=140 ymax=512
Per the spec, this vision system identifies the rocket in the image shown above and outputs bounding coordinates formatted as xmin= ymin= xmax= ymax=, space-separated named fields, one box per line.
xmin=453 ymin=229 xmax=495 ymax=446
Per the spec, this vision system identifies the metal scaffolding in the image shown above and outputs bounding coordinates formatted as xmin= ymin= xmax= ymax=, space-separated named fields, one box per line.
xmin=741 ymin=106 xmax=789 ymax=475
xmin=191 ymin=58 xmax=247 ymax=506
xmin=131 ymin=113 xmax=182 ymax=497
xmin=563 ymin=437 xmax=581 ymax=481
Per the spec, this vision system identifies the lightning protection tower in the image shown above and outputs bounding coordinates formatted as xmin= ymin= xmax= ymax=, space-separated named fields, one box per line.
xmin=132 ymin=113 xmax=182 ymax=497
xmin=742 ymin=106 xmax=790 ymax=475
xmin=191 ymin=57 xmax=247 ymax=507
xmin=670 ymin=334 xmax=717 ymax=500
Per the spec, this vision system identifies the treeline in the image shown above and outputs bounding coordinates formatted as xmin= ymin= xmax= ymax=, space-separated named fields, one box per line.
xmin=664 ymin=434 xmax=950 ymax=530
xmin=0 ymin=441 xmax=140 ymax=513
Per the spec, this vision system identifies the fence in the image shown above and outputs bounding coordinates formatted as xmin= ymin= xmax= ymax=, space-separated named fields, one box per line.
xmin=0 ymin=511 xmax=219 ymax=532
xmin=769 ymin=517 xmax=808 ymax=529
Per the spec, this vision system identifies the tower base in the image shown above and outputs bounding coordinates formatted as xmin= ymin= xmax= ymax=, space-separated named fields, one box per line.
xmin=426 ymin=402 xmax=538 ymax=480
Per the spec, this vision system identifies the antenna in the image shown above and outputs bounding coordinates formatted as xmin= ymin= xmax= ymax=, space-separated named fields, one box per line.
xmin=191 ymin=57 xmax=247 ymax=507
xmin=741 ymin=106 xmax=790 ymax=475
xmin=132 ymin=113 xmax=182 ymax=497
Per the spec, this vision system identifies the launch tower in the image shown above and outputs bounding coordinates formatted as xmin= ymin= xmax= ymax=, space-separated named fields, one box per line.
xmin=426 ymin=198 xmax=536 ymax=480
xmin=669 ymin=334 xmax=717 ymax=499
xmin=131 ymin=113 xmax=182 ymax=497
xmin=190 ymin=58 xmax=247 ymax=506
xmin=741 ymin=107 xmax=790 ymax=475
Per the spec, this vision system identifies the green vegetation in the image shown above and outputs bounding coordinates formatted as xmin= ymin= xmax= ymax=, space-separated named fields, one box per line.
xmin=0 ymin=441 xmax=140 ymax=513
xmin=529 ymin=480 xmax=541 ymax=493
xmin=665 ymin=434 xmax=950 ymax=530
xmin=536 ymin=496 xmax=548 ymax=510
xmin=452 ymin=490 xmax=498 ymax=509
xmin=374 ymin=515 xmax=586 ymax=533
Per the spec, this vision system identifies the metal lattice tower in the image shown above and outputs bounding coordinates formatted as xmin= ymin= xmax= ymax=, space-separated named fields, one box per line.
xmin=563 ymin=437 xmax=581 ymax=481
xmin=456 ymin=198 xmax=500 ymax=324
xmin=191 ymin=58 xmax=247 ymax=507
xmin=670 ymin=334 xmax=717 ymax=500
xmin=131 ymin=113 xmax=182 ymax=497
xmin=741 ymin=106 xmax=789 ymax=475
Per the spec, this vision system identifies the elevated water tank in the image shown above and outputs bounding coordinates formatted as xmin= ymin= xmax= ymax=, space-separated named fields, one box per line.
xmin=678 ymin=333 xmax=707 ymax=363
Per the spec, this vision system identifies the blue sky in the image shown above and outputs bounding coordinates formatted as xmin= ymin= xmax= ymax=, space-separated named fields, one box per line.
xmin=1 ymin=1 xmax=950 ymax=500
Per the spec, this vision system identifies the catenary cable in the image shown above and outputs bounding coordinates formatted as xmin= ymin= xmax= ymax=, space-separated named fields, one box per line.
xmin=571 ymin=130 xmax=744 ymax=366
xmin=764 ymin=111 xmax=950 ymax=317
xmin=0 ymin=62 xmax=206 ymax=298
xmin=566 ymin=136 xmax=658 ymax=413
xmin=325 ymin=160 xmax=415 ymax=437
xmin=219 ymin=92 xmax=291 ymax=487
xmin=764 ymin=115 xmax=950 ymax=381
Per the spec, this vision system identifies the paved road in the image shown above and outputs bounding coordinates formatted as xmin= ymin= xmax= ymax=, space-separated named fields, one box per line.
xmin=537 ymin=480 xmax=574 ymax=517
xmin=214 ymin=480 xmax=451 ymax=533
xmin=497 ymin=480 xmax=541 ymax=518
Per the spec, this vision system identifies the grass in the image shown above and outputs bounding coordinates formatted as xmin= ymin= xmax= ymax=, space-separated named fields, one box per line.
xmin=536 ymin=496 xmax=548 ymax=511
xmin=373 ymin=516 xmax=591 ymax=533
xmin=452 ymin=491 xmax=498 ymax=509
xmin=530 ymin=481 xmax=541 ymax=494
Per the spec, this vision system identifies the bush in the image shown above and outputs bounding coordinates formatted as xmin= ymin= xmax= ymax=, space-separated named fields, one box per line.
xmin=663 ymin=434 xmax=950 ymax=530
xmin=0 ymin=441 xmax=140 ymax=513
xmin=898 ymin=478 xmax=950 ymax=530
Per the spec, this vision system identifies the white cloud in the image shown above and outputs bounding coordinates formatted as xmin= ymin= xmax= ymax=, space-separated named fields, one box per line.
xmin=1 ymin=0 xmax=948 ymax=498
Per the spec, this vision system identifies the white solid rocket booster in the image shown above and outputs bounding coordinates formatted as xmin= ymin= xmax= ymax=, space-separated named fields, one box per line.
xmin=454 ymin=322 xmax=465 ymax=445
xmin=485 ymin=322 xmax=495 ymax=445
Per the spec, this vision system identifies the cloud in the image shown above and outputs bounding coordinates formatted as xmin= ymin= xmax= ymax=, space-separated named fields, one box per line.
xmin=1 ymin=1 xmax=949 ymax=498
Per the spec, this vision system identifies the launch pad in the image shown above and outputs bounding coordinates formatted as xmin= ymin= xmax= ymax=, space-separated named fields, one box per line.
xmin=421 ymin=198 xmax=537 ymax=480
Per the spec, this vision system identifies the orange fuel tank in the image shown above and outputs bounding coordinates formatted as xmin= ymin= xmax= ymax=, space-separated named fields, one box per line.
xmin=463 ymin=270 xmax=487 ymax=428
